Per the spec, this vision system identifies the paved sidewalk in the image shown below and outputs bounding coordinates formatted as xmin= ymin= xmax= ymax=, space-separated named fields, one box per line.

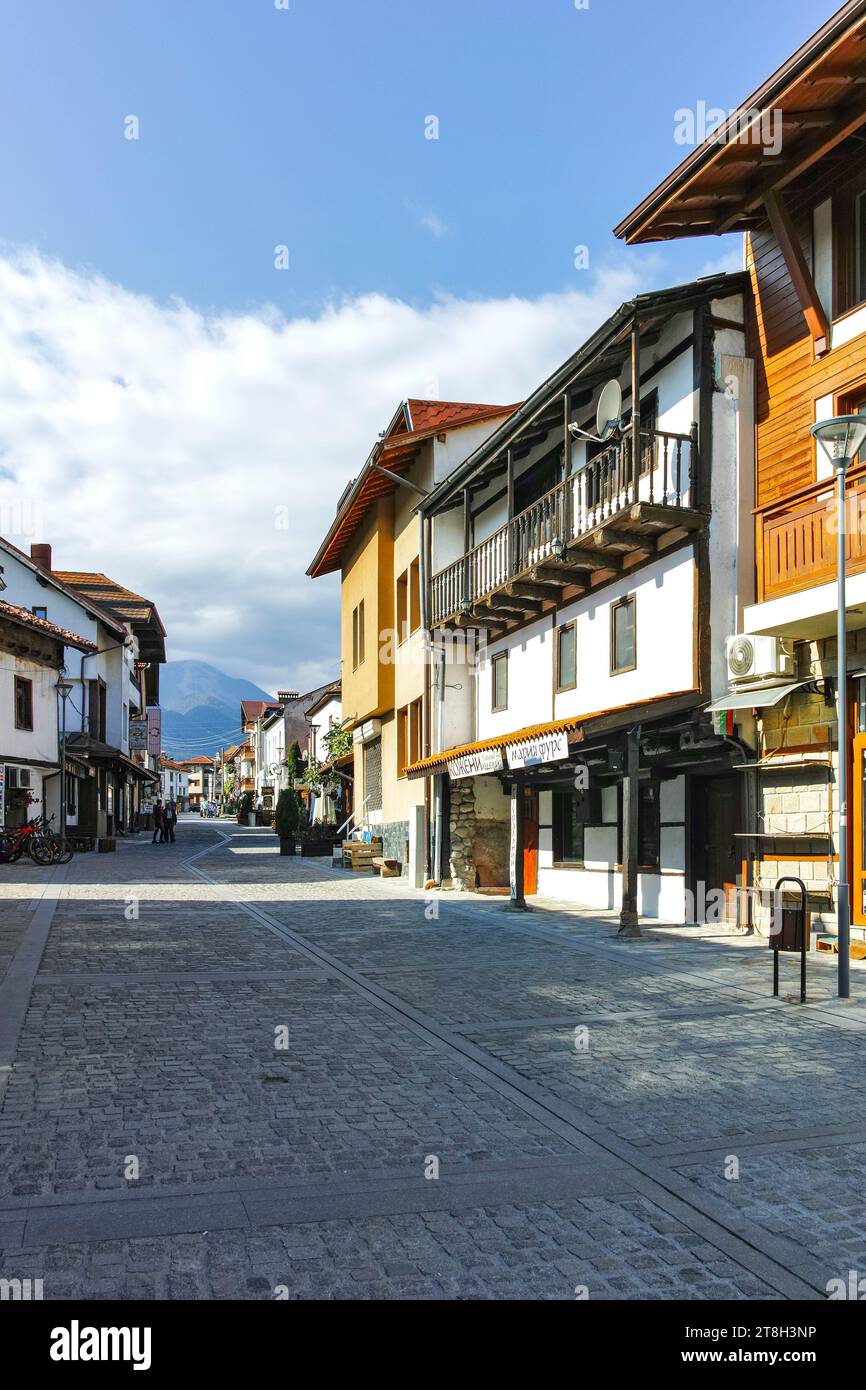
xmin=0 ymin=819 xmax=863 ymax=1299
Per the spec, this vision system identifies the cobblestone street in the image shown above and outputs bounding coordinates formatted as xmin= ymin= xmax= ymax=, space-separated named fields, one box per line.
xmin=1 ymin=819 xmax=865 ymax=1301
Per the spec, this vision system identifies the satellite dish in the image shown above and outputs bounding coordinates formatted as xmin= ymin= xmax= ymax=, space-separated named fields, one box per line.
xmin=596 ymin=379 xmax=623 ymax=441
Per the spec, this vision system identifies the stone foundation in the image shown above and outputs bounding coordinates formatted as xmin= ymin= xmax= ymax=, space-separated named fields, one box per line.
xmin=449 ymin=780 xmax=510 ymax=891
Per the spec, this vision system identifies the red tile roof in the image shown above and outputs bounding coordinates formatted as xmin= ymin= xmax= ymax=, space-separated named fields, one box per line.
xmin=308 ymin=399 xmax=519 ymax=577
xmin=240 ymin=699 xmax=281 ymax=722
xmin=0 ymin=600 xmax=98 ymax=653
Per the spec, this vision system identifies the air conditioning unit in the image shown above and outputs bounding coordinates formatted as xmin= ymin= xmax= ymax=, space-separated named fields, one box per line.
xmin=726 ymin=634 xmax=795 ymax=685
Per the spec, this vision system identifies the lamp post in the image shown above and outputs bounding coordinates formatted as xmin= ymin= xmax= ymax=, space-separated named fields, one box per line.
xmin=55 ymin=676 xmax=75 ymax=843
xmin=811 ymin=416 xmax=866 ymax=999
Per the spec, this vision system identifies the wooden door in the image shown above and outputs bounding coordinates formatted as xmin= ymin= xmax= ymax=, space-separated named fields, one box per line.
xmin=698 ymin=775 xmax=741 ymax=922
xmin=523 ymin=789 xmax=539 ymax=896
xmin=852 ymin=733 xmax=866 ymax=927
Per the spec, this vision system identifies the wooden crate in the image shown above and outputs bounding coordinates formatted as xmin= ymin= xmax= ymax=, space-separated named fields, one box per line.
xmin=342 ymin=840 xmax=382 ymax=872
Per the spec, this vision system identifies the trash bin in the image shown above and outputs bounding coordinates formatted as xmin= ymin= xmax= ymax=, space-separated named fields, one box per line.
xmin=769 ymin=899 xmax=806 ymax=952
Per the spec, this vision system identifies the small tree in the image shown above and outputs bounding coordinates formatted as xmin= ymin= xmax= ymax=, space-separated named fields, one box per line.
xmin=237 ymin=791 xmax=254 ymax=824
xmin=274 ymin=788 xmax=302 ymax=843
xmin=286 ymin=741 xmax=304 ymax=783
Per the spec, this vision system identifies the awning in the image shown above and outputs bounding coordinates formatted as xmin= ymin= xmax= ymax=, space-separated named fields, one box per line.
xmin=406 ymin=715 xmax=585 ymax=779
xmin=705 ymin=681 xmax=809 ymax=713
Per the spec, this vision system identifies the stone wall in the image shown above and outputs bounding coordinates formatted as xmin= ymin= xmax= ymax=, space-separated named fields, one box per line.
xmin=449 ymin=779 xmax=510 ymax=891
xmin=753 ymin=648 xmax=841 ymax=936
xmin=380 ymin=819 xmax=410 ymax=872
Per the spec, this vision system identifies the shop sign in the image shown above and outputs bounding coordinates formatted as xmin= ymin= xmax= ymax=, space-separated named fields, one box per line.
xmin=447 ymin=748 xmax=504 ymax=780
xmin=129 ymin=718 xmax=148 ymax=751
xmin=506 ymin=731 xmax=570 ymax=770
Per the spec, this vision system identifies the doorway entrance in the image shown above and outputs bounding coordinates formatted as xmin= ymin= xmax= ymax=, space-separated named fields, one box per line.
xmin=689 ymin=773 xmax=742 ymax=923
xmin=523 ymin=788 xmax=539 ymax=897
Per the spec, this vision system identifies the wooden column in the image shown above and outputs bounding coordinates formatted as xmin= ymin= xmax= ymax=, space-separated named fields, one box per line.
xmin=619 ymin=726 xmax=642 ymax=937
xmin=630 ymin=323 xmax=641 ymax=500
xmin=509 ymin=781 xmax=527 ymax=910
xmin=462 ymin=487 xmax=472 ymax=607
xmin=506 ymin=447 xmax=515 ymax=575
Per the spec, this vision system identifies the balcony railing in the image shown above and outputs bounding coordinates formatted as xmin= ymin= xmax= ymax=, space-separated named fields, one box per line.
xmin=431 ymin=428 xmax=697 ymax=625
xmin=760 ymin=470 xmax=866 ymax=600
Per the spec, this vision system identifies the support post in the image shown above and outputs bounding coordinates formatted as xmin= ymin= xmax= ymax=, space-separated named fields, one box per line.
xmin=509 ymin=781 xmax=527 ymax=911
xmin=836 ymin=460 xmax=851 ymax=998
xmin=619 ymin=726 xmax=641 ymax=937
xmin=630 ymin=322 xmax=641 ymax=501
xmin=462 ymin=487 xmax=472 ymax=608
xmin=506 ymin=448 xmax=514 ymax=576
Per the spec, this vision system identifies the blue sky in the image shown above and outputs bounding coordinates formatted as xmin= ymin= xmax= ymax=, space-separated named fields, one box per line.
xmin=0 ymin=0 xmax=825 ymax=313
xmin=0 ymin=0 xmax=832 ymax=691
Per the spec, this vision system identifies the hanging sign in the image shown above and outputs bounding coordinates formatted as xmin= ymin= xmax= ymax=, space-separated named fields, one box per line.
xmin=447 ymin=748 xmax=505 ymax=780
xmin=129 ymin=718 xmax=148 ymax=751
xmin=506 ymin=731 xmax=570 ymax=771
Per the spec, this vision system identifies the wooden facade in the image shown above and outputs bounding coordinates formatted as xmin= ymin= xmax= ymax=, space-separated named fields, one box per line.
xmin=748 ymin=137 xmax=866 ymax=599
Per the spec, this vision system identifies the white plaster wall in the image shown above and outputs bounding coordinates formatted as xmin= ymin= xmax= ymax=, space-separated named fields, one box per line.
xmin=475 ymin=545 xmax=696 ymax=741
xmin=0 ymin=653 xmax=60 ymax=765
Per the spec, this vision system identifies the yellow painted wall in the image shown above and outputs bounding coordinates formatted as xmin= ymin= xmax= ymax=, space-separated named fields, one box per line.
xmin=340 ymin=498 xmax=394 ymax=726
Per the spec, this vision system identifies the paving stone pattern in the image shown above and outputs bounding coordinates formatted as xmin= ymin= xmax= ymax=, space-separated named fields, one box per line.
xmin=0 ymin=821 xmax=863 ymax=1300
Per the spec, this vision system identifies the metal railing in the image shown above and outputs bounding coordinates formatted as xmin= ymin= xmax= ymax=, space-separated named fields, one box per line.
xmin=431 ymin=428 xmax=697 ymax=625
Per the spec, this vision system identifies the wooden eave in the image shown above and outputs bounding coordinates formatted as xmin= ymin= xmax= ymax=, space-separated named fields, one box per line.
xmin=614 ymin=1 xmax=866 ymax=245
xmin=307 ymin=406 xmax=516 ymax=579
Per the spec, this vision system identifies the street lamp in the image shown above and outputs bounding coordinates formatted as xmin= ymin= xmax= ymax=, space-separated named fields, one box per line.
xmin=55 ymin=676 xmax=75 ymax=843
xmin=811 ymin=415 xmax=866 ymax=999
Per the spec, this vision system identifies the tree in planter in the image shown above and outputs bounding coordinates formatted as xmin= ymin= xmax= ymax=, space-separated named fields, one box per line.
xmin=274 ymin=788 xmax=302 ymax=852
xmin=237 ymin=791 xmax=254 ymax=825
xmin=286 ymin=741 xmax=304 ymax=783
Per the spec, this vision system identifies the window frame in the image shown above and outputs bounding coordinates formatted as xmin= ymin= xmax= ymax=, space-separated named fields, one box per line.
xmin=14 ymin=676 xmax=33 ymax=732
xmin=31 ymin=606 xmax=47 ymax=621
xmin=491 ymin=652 xmax=508 ymax=713
xmin=555 ymin=621 xmax=577 ymax=693
xmin=552 ymin=785 xmax=602 ymax=867
xmin=396 ymin=570 xmax=408 ymax=645
xmin=610 ymin=594 xmax=637 ymax=676
xmin=396 ymin=705 xmax=408 ymax=779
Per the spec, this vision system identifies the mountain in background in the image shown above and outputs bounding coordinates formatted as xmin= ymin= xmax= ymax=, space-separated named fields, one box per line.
xmin=158 ymin=660 xmax=273 ymax=759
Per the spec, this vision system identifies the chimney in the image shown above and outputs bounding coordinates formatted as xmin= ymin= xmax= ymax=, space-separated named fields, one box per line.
xmin=30 ymin=543 xmax=52 ymax=572
xmin=278 ymin=690 xmax=299 ymax=702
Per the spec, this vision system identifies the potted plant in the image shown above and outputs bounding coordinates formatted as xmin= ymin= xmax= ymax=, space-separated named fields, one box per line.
xmin=274 ymin=788 xmax=302 ymax=855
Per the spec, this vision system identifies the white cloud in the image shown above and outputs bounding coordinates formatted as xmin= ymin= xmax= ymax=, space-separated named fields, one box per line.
xmin=0 ymin=249 xmax=664 ymax=692
xmin=419 ymin=210 xmax=450 ymax=239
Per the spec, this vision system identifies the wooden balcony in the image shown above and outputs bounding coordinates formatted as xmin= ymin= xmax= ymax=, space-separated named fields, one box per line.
xmin=431 ymin=428 xmax=702 ymax=631
xmin=759 ymin=471 xmax=866 ymax=601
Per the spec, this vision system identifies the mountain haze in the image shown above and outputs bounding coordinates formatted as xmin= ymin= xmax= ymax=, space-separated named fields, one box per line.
xmin=159 ymin=661 xmax=274 ymax=758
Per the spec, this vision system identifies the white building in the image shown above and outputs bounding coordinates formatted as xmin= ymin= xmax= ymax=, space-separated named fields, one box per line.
xmin=412 ymin=274 xmax=754 ymax=928
xmin=0 ymin=600 xmax=96 ymax=831
xmin=0 ymin=538 xmax=162 ymax=835
xmin=159 ymin=757 xmax=189 ymax=808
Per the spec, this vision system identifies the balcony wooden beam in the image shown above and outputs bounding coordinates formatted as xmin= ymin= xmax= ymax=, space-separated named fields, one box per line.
xmin=763 ymin=188 xmax=830 ymax=353
xmin=485 ymin=592 xmax=545 ymax=616
xmin=505 ymin=579 xmax=567 ymax=601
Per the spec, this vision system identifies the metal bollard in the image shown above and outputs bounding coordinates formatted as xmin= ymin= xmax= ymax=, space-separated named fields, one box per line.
xmin=771 ymin=876 xmax=808 ymax=1004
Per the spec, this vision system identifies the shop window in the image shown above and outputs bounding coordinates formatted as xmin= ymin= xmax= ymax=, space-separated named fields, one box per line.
xmin=492 ymin=652 xmax=508 ymax=712
xmin=556 ymin=622 xmax=577 ymax=692
xmin=638 ymin=779 xmax=661 ymax=871
xmin=553 ymin=786 xmax=602 ymax=865
xmin=611 ymin=595 xmax=636 ymax=674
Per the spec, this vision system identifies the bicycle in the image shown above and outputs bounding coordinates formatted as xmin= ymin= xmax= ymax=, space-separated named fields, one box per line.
xmin=31 ymin=814 xmax=74 ymax=865
xmin=0 ymin=817 xmax=56 ymax=865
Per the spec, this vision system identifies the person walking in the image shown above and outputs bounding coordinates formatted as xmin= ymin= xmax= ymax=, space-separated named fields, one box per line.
xmin=165 ymin=799 xmax=177 ymax=843
xmin=151 ymin=799 xmax=164 ymax=845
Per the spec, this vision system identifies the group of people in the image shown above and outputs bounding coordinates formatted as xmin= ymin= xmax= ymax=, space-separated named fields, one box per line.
xmin=151 ymin=799 xmax=178 ymax=844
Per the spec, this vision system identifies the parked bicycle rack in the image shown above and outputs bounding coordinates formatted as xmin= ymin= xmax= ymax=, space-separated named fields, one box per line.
xmin=771 ymin=876 xmax=808 ymax=1004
